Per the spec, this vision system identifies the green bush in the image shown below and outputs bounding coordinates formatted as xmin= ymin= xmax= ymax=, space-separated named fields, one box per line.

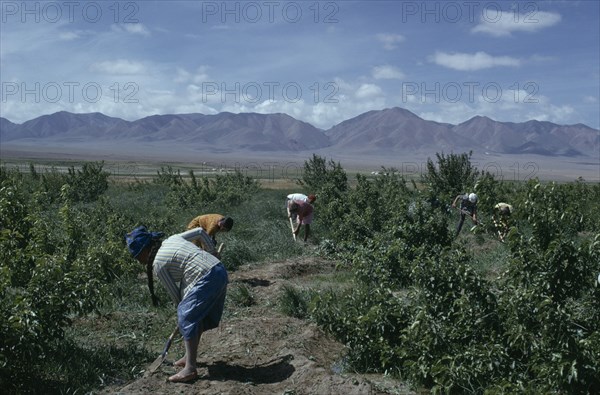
xmin=298 ymin=153 xmax=347 ymax=196
xmin=39 ymin=162 xmax=110 ymax=203
xmin=155 ymin=167 xmax=261 ymax=209
xmin=65 ymin=161 xmax=110 ymax=202
xmin=2 ymin=157 xmax=599 ymax=393
xmin=0 ymin=165 xmax=134 ymax=389
xmin=421 ymin=151 xmax=480 ymax=206
xmin=494 ymin=226 xmax=600 ymax=393
xmin=310 ymin=153 xmax=600 ymax=393
xmin=0 ymin=162 xmax=296 ymax=391
xmin=401 ymin=247 xmax=501 ymax=392
xmin=311 ymin=285 xmax=410 ymax=374
xmin=0 ymin=199 xmax=109 ymax=386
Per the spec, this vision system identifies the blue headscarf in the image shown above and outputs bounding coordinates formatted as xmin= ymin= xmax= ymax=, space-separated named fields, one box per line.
xmin=125 ymin=226 xmax=164 ymax=258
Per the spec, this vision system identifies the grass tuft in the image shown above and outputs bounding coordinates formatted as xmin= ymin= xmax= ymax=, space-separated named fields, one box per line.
xmin=278 ymin=285 xmax=313 ymax=319
xmin=229 ymin=284 xmax=255 ymax=307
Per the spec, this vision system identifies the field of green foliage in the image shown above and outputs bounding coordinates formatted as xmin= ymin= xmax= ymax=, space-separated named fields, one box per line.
xmin=1 ymin=153 xmax=599 ymax=394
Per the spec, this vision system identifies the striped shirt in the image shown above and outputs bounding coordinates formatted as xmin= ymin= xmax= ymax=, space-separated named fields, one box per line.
xmin=153 ymin=228 xmax=219 ymax=304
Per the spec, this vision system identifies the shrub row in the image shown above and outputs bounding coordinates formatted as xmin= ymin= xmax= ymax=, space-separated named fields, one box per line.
xmin=305 ymin=153 xmax=600 ymax=394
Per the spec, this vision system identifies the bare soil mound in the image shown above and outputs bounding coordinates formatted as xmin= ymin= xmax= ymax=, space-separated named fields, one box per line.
xmin=101 ymin=256 xmax=415 ymax=394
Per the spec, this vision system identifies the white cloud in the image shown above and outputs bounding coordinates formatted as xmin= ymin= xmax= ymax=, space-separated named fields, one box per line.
xmin=192 ymin=66 xmax=211 ymax=84
xmin=397 ymin=88 xmax=580 ymax=128
xmin=355 ymin=84 xmax=383 ymax=99
xmin=1 ymin=67 xmax=586 ymax=132
xmin=110 ymin=24 xmax=151 ymax=36
xmin=372 ymin=65 xmax=405 ymax=80
xmin=331 ymin=77 xmax=354 ymax=92
xmin=123 ymin=24 xmax=151 ymax=36
xmin=180 ymin=77 xmax=389 ymax=129
xmin=90 ymin=59 xmax=146 ymax=75
xmin=472 ymin=11 xmax=561 ymax=37
xmin=59 ymin=31 xmax=80 ymax=41
xmin=0 ymin=22 xmax=67 ymax=57
xmin=525 ymin=104 xmax=575 ymax=123
xmin=219 ymin=100 xmax=303 ymax=122
xmin=376 ymin=33 xmax=405 ymax=50
xmin=430 ymin=51 xmax=521 ymax=71
xmin=0 ymin=5 xmax=595 ymax=132
xmin=174 ymin=68 xmax=191 ymax=83
xmin=174 ymin=66 xmax=211 ymax=84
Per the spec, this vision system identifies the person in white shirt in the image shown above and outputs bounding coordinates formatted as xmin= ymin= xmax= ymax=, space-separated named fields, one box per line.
xmin=285 ymin=193 xmax=316 ymax=221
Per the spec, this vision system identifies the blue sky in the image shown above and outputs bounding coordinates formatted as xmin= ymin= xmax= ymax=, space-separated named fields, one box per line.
xmin=1 ymin=0 xmax=599 ymax=129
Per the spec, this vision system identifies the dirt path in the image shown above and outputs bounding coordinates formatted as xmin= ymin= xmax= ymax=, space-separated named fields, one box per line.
xmin=102 ymin=256 xmax=415 ymax=394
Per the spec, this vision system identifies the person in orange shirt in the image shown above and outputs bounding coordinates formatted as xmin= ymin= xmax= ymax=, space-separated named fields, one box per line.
xmin=187 ymin=214 xmax=234 ymax=253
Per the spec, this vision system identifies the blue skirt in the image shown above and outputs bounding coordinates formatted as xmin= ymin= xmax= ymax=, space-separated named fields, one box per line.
xmin=177 ymin=263 xmax=228 ymax=340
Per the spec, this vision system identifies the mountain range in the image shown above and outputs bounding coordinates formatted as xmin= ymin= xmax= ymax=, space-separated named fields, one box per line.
xmin=1 ymin=108 xmax=598 ymax=157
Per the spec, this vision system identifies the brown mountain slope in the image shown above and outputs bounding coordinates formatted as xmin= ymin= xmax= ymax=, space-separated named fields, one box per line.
xmin=325 ymin=107 xmax=471 ymax=154
xmin=2 ymin=109 xmax=598 ymax=157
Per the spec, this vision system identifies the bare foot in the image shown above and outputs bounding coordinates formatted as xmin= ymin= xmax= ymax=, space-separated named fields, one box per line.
xmin=173 ymin=356 xmax=186 ymax=368
xmin=168 ymin=368 xmax=198 ymax=383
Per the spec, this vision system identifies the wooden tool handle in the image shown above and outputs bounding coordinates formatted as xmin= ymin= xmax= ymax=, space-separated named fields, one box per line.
xmin=161 ymin=326 xmax=180 ymax=356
